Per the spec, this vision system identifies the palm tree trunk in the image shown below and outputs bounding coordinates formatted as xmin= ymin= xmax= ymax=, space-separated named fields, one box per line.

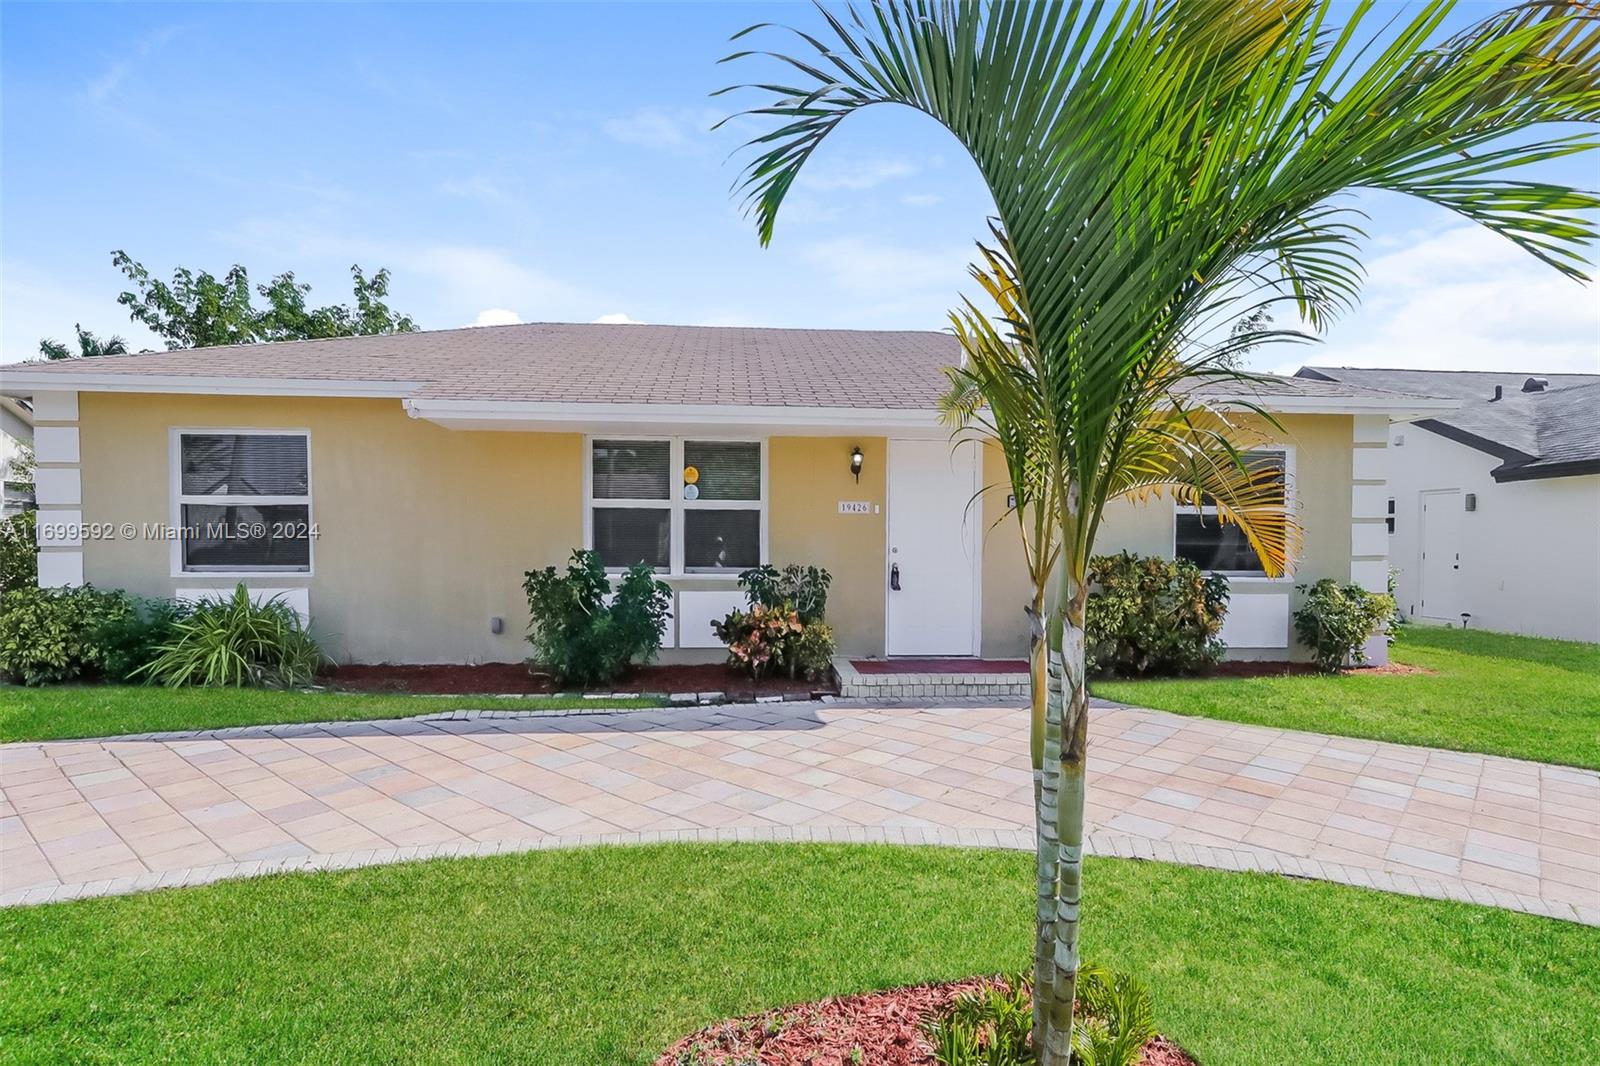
xmin=1037 ymin=574 xmax=1090 ymax=1065
xmin=1026 ymin=598 xmax=1058 ymax=1054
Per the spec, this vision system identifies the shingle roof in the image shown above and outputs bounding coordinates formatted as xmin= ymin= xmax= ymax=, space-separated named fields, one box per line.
xmin=3 ymin=322 xmax=965 ymax=410
xmin=3 ymin=321 xmax=1439 ymax=416
xmin=1298 ymin=366 xmax=1600 ymax=481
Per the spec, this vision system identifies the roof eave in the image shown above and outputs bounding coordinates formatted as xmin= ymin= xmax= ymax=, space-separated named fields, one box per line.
xmin=403 ymin=398 xmax=949 ymax=438
xmin=0 ymin=370 xmax=422 ymax=399
xmin=1492 ymin=457 xmax=1600 ymax=483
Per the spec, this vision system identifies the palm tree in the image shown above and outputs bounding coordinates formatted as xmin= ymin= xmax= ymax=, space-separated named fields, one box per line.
xmin=39 ymin=324 xmax=129 ymax=360
xmin=721 ymin=2 xmax=1598 ymax=1059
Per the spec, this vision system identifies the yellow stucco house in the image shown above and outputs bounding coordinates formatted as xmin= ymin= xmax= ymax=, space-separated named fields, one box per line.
xmin=0 ymin=322 xmax=1447 ymax=666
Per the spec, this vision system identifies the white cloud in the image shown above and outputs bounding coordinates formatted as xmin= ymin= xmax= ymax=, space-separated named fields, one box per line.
xmin=0 ymin=261 xmax=164 ymax=364
xmin=901 ymin=192 xmax=943 ymax=208
xmin=83 ymin=25 xmax=182 ymax=102
xmin=796 ymin=156 xmax=917 ymax=191
xmin=592 ymin=312 xmax=642 ymax=324
xmin=219 ymin=216 xmax=608 ymax=325
xmin=600 ymin=107 xmax=720 ymax=153
xmin=439 ymin=175 xmax=516 ymax=207
xmin=470 ymin=308 xmax=521 ymax=327
xmin=1270 ymin=225 xmax=1600 ymax=375
xmin=801 ymin=236 xmax=974 ymax=295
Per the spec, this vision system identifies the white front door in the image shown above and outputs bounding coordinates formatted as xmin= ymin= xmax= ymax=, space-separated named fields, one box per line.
xmin=1418 ymin=489 xmax=1462 ymax=621
xmin=886 ymin=439 xmax=979 ymax=655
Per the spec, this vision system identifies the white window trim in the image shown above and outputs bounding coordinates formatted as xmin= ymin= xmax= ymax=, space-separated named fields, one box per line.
xmin=1170 ymin=444 xmax=1296 ymax=584
xmin=169 ymin=427 xmax=314 ymax=578
xmin=583 ymin=435 xmax=767 ymax=579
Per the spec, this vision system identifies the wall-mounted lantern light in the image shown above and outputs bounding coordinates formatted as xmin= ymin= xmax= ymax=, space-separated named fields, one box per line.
xmin=850 ymin=445 xmax=864 ymax=483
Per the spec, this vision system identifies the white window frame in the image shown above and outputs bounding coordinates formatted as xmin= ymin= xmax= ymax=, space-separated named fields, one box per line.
xmin=169 ymin=427 xmax=314 ymax=578
xmin=1171 ymin=444 xmax=1295 ymax=583
xmin=583 ymin=435 xmax=767 ymax=578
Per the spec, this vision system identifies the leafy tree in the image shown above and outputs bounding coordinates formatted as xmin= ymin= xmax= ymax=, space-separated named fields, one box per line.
xmin=38 ymin=325 xmax=129 ymax=361
xmin=724 ymin=2 xmax=1599 ymax=1060
xmin=112 ymin=252 xmax=417 ymax=349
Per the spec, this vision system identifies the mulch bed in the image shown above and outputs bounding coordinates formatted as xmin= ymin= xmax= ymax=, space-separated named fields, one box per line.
xmin=1205 ymin=659 xmax=1431 ymax=679
xmin=656 ymin=976 xmax=1197 ymax=1066
xmin=322 ymin=662 xmax=831 ymax=700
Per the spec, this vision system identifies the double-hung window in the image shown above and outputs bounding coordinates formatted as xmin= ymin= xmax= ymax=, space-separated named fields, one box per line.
xmin=588 ymin=438 xmax=763 ymax=574
xmin=1173 ymin=448 xmax=1288 ymax=577
xmin=174 ymin=430 xmax=313 ymax=573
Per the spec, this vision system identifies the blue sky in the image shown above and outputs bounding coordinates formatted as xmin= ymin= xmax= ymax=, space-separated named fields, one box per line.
xmin=3 ymin=1 xmax=1596 ymax=374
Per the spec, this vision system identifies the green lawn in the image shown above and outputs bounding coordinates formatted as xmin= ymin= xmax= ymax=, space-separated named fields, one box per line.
xmin=0 ymin=685 xmax=663 ymax=744
xmin=1094 ymin=626 xmax=1600 ymax=769
xmin=0 ymin=845 xmax=1593 ymax=1065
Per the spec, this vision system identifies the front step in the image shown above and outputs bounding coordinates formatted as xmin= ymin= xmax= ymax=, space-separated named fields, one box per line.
xmin=831 ymin=656 xmax=1030 ymax=700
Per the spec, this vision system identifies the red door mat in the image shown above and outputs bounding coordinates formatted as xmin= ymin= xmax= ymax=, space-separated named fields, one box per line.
xmin=849 ymin=658 xmax=1030 ymax=674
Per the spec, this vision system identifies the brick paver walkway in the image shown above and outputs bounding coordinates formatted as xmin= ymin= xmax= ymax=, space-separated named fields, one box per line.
xmin=3 ymin=702 xmax=1595 ymax=922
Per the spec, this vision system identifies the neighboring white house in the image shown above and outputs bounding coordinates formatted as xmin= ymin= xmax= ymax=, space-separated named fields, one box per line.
xmin=1 ymin=396 xmax=33 ymax=516
xmin=1297 ymin=367 xmax=1600 ymax=643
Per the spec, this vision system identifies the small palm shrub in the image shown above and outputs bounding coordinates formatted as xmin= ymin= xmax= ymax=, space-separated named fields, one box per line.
xmin=928 ymin=960 xmax=1164 ymax=1062
xmin=927 ymin=973 xmax=1033 ymax=1065
xmin=522 ymin=549 xmax=672 ymax=687
xmin=1071 ymin=966 xmax=1157 ymax=1066
xmin=1293 ymin=578 xmax=1395 ymax=673
xmin=0 ymin=510 xmax=37 ymax=591
xmin=0 ymin=584 xmax=137 ymax=685
xmin=136 ymin=585 xmax=324 ymax=687
xmin=926 ymin=966 xmax=1157 ymax=1066
xmin=1085 ymin=552 xmax=1229 ymax=677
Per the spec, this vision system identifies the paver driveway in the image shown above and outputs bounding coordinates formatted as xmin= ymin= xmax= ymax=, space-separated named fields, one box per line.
xmin=3 ymin=701 xmax=1595 ymax=922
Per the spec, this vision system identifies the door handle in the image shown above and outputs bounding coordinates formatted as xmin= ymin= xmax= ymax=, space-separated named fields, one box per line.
xmin=890 ymin=563 xmax=901 ymax=591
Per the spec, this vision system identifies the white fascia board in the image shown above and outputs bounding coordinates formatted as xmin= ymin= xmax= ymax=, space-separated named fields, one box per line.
xmin=404 ymin=398 xmax=947 ymax=436
xmin=1206 ymin=395 xmax=1461 ymax=418
xmin=0 ymin=371 xmax=421 ymax=399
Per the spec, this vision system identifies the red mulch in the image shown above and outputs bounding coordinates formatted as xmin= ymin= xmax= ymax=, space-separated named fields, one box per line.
xmin=321 ymin=662 xmax=831 ymax=700
xmin=1205 ymin=659 xmax=1431 ymax=679
xmin=655 ymin=976 xmax=1198 ymax=1066
xmin=851 ymin=658 xmax=1030 ymax=675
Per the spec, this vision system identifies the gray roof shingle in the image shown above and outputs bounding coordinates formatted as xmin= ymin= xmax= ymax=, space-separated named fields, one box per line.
xmin=1298 ymin=366 xmax=1600 ymax=481
xmin=4 ymin=320 xmax=1440 ymax=416
xmin=4 ymin=322 xmax=964 ymax=410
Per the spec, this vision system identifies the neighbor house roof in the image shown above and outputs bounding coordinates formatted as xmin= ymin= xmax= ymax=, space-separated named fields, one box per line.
xmin=0 ymin=322 xmax=1451 ymax=430
xmin=1297 ymin=366 xmax=1600 ymax=482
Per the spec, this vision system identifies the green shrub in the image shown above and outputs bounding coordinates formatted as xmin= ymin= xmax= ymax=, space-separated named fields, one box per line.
xmin=1085 ymin=552 xmax=1229 ymax=677
xmin=1071 ymin=964 xmax=1157 ymax=1066
xmin=792 ymin=622 xmax=836 ymax=681
xmin=0 ymin=584 xmax=137 ymax=685
xmin=925 ymin=965 xmax=1156 ymax=1066
xmin=522 ymin=549 xmax=672 ymax=687
xmin=92 ymin=598 xmax=193 ymax=682
xmin=0 ymin=511 xmax=37 ymax=591
xmin=714 ymin=562 xmax=836 ymax=681
xmin=1293 ymin=578 xmax=1395 ymax=673
xmin=737 ymin=563 xmax=831 ymax=624
xmin=711 ymin=604 xmax=801 ymax=680
xmin=136 ymin=585 xmax=324 ymax=687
